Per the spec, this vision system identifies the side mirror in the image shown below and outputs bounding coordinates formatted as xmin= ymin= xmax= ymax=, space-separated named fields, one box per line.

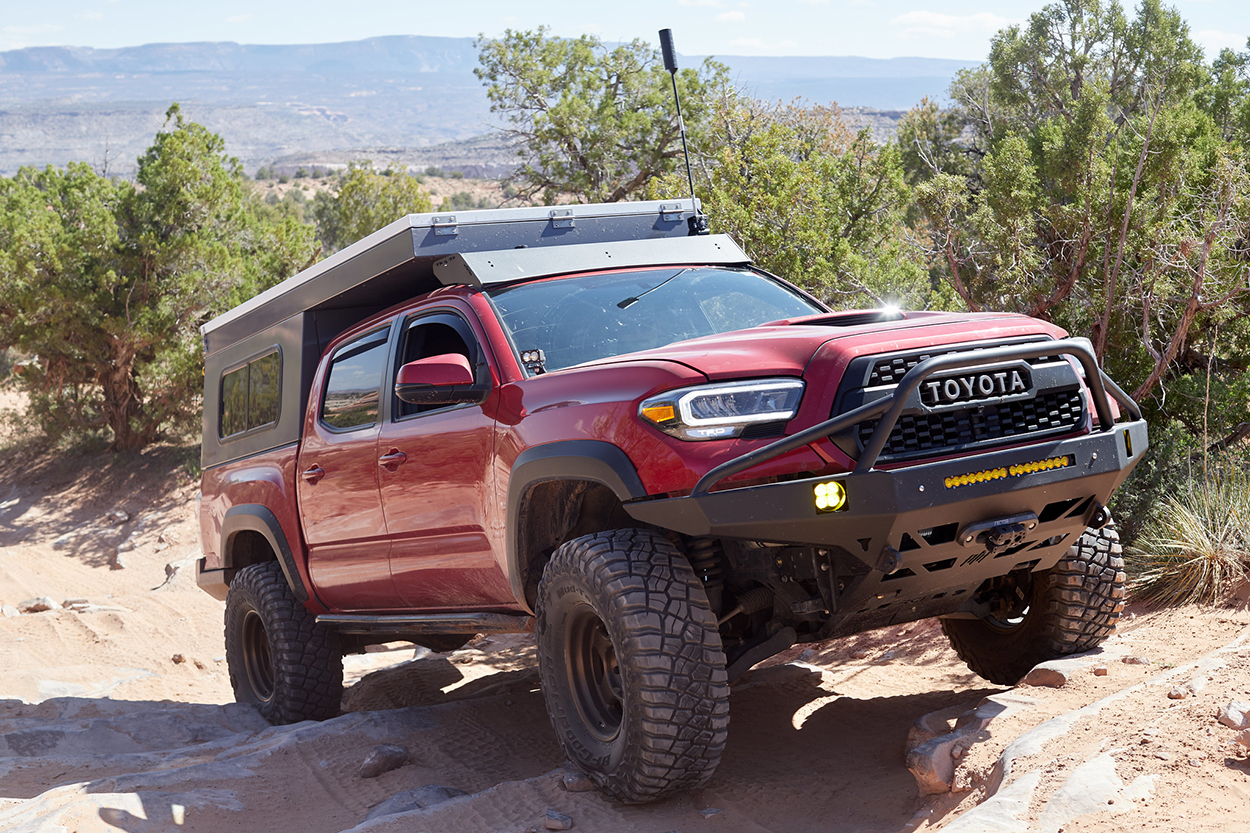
xmin=395 ymin=353 xmax=487 ymax=406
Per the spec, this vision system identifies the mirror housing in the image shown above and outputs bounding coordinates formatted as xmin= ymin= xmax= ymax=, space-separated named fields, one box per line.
xmin=395 ymin=353 xmax=487 ymax=406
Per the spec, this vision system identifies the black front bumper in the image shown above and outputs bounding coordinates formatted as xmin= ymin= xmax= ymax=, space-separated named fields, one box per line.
xmin=623 ymin=340 xmax=1148 ymax=632
xmin=626 ymin=419 xmax=1144 ymax=548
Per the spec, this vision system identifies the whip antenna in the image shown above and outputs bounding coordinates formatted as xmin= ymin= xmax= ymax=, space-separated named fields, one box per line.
xmin=659 ymin=28 xmax=708 ymax=235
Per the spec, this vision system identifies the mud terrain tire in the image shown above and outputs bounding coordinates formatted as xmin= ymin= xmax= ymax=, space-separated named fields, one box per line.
xmin=941 ymin=523 xmax=1125 ymax=685
xmin=225 ymin=561 xmax=343 ymax=723
xmin=536 ymin=529 xmax=730 ymax=803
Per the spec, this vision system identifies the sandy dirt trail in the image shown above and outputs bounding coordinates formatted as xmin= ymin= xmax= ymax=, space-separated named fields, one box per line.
xmin=1 ymin=433 xmax=1248 ymax=832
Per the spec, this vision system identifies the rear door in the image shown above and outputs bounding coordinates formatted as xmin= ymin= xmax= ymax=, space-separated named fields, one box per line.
xmin=298 ymin=324 xmax=404 ymax=611
xmin=377 ymin=308 xmax=512 ymax=609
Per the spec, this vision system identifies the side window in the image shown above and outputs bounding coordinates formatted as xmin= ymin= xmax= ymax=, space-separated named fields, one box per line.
xmin=321 ymin=327 xmax=390 ymax=430
xmin=395 ymin=314 xmax=477 ymax=419
xmin=219 ymin=349 xmax=281 ymax=439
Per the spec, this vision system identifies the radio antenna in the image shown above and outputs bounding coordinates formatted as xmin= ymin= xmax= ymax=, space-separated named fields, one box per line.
xmin=658 ymin=28 xmax=708 ymax=235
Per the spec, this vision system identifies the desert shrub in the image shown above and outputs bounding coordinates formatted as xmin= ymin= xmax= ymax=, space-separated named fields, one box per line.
xmin=310 ymin=161 xmax=433 ymax=252
xmin=444 ymin=191 xmax=490 ymax=210
xmin=1127 ymin=455 xmax=1250 ymax=606
xmin=1108 ymin=422 xmax=1203 ymax=546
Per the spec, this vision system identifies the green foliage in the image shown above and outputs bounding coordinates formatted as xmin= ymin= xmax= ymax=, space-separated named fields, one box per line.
xmin=311 ymin=161 xmax=433 ymax=252
xmin=444 ymin=191 xmax=491 ymax=211
xmin=0 ymin=104 xmax=316 ymax=451
xmin=903 ymin=0 xmax=1250 ymax=433
xmin=475 ymin=27 xmax=728 ymax=204
xmin=648 ymin=96 xmax=935 ymax=309
xmin=1109 ymin=421 xmax=1203 ymax=545
xmin=1128 ymin=454 xmax=1250 ymax=605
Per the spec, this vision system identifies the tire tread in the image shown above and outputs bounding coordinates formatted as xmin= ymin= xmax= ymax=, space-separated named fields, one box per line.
xmin=537 ymin=529 xmax=729 ymax=803
xmin=225 ymin=561 xmax=343 ymax=724
xmin=942 ymin=523 xmax=1124 ymax=685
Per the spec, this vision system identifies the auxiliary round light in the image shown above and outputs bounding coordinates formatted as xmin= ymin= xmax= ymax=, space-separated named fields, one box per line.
xmin=814 ymin=480 xmax=847 ymax=513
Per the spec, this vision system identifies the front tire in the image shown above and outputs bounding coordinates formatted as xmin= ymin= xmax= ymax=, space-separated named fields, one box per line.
xmin=942 ymin=522 xmax=1126 ymax=685
xmin=536 ymin=529 xmax=730 ymax=803
xmin=225 ymin=561 xmax=343 ymax=723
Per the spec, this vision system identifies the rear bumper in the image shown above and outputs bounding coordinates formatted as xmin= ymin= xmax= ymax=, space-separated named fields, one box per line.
xmin=195 ymin=557 xmax=230 ymax=602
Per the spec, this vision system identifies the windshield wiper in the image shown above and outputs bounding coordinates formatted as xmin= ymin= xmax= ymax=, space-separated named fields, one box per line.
xmin=616 ymin=269 xmax=687 ymax=309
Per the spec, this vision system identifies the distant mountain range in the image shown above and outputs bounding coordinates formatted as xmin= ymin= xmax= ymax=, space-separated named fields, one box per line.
xmin=0 ymin=36 xmax=979 ymax=176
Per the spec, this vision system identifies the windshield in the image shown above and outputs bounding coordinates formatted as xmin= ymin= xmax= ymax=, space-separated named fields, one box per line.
xmin=487 ymin=266 xmax=825 ymax=372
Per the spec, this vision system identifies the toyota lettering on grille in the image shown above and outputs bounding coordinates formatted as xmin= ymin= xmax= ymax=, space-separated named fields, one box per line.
xmin=920 ymin=366 xmax=1032 ymax=407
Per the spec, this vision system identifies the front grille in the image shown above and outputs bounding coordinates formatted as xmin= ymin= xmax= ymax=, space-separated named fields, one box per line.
xmin=857 ymin=389 xmax=1085 ymax=459
xmin=868 ymin=348 xmax=1062 ymax=387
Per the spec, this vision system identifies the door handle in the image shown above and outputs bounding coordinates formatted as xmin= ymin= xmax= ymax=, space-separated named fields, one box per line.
xmin=378 ymin=449 xmax=407 ymax=471
xmin=301 ymin=465 xmax=325 ymax=484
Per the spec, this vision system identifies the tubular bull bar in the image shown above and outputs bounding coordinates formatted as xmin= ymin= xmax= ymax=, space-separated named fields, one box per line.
xmin=623 ymin=339 xmax=1148 ymax=565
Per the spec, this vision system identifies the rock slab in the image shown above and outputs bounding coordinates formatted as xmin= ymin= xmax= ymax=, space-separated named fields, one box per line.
xmin=365 ymin=784 xmax=467 ymax=820
xmin=545 ymin=808 xmax=573 ymax=830
xmin=359 ymin=744 xmax=410 ymax=778
xmin=1021 ymin=663 xmax=1069 ymax=688
xmin=1218 ymin=701 xmax=1250 ymax=730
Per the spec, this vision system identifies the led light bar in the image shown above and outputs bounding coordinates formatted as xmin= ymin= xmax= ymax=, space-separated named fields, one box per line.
xmin=944 ymin=455 xmax=1072 ymax=489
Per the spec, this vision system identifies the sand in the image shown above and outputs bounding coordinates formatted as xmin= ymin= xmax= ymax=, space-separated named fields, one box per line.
xmin=1 ymin=419 xmax=1247 ymax=831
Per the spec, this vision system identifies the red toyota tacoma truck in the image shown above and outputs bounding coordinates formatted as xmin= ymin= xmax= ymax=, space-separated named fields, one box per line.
xmin=197 ymin=199 xmax=1146 ymax=802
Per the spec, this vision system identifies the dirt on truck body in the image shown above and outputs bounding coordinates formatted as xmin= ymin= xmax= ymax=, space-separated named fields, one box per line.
xmin=196 ymin=199 xmax=1147 ymax=802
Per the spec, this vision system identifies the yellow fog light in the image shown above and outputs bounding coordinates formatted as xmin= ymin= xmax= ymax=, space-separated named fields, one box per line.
xmin=814 ymin=480 xmax=847 ymax=513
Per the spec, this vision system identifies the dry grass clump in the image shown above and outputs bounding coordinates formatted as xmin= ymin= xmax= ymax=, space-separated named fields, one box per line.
xmin=1128 ymin=462 xmax=1250 ymax=606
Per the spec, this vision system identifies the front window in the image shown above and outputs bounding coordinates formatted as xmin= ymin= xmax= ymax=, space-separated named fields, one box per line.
xmin=321 ymin=327 xmax=390 ymax=430
xmin=487 ymin=267 xmax=824 ymax=373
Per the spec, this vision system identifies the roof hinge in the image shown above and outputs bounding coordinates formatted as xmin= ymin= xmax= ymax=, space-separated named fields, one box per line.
xmin=431 ymin=215 xmax=458 ymax=236
xmin=660 ymin=203 xmax=684 ymax=222
xmin=549 ymin=208 xmax=575 ymax=229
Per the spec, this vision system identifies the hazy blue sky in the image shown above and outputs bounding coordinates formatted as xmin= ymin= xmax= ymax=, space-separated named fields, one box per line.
xmin=2 ymin=0 xmax=1246 ymax=62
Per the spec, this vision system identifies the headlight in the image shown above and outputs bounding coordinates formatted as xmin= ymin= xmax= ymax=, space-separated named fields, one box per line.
xmin=639 ymin=379 xmax=804 ymax=441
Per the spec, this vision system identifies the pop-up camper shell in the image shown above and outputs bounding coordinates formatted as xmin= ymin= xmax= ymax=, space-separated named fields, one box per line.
xmin=199 ymin=199 xmax=750 ymax=468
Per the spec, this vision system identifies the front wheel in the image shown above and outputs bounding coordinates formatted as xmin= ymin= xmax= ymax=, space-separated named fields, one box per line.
xmin=225 ymin=561 xmax=343 ymax=723
xmin=941 ymin=522 xmax=1126 ymax=685
xmin=536 ymin=529 xmax=730 ymax=803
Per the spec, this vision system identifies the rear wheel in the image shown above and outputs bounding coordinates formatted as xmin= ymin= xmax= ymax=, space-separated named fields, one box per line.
xmin=225 ymin=561 xmax=343 ymax=723
xmin=536 ymin=529 xmax=729 ymax=803
xmin=941 ymin=522 xmax=1125 ymax=685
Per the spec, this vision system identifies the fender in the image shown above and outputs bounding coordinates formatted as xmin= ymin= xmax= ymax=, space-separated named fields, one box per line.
xmin=506 ymin=440 xmax=646 ymax=608
xmin=221 ymin=504 xmax=311 ymax=603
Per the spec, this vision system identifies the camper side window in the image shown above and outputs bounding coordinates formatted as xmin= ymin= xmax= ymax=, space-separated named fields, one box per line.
xmin=220 ymin=350 xmax=281 ymax=439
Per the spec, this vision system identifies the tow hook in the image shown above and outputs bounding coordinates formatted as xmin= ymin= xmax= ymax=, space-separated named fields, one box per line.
xmin=1088 ymin=502 xmax=1112 ymax=529
xmin=957 ymin=512 xmax=1040 ymax=556
xmin=877 ymin=546 xmax=903 ymax=575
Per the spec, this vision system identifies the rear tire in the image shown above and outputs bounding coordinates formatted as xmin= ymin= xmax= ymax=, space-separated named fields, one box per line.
xmin=941 ymin=522 xmax=1125 ymax=685
xmin=536 ymin=529 xmax=729 ymax=803
xmin=225 ymin=561 xmax=343 ymax=723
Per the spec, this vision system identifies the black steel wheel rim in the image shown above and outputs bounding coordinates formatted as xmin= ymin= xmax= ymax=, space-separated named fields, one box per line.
xmin=242 ymin=609 xmax=275 ymax=702
xmin=565 ymin=604 xmax=623 ymax=742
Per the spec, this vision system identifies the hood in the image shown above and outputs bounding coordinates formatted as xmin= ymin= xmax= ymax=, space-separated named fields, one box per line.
xmin=577 ymin=310 xmax=1066 ymax=380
